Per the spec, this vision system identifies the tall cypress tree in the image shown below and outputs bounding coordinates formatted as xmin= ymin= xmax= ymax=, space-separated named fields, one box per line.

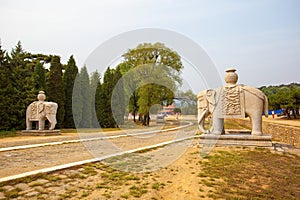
xmin=98 ymin=67 xmax=117 ymax=128
xmin=0 ymin=44 xmax=14 ymax=130
xmin=112 ymin=66 xmax=125 ymax=126
xmin=63 ymin=55 xmax=78 ymax=128
xmin=78 ymin=66 xmax=92 ymax=128
xmin=33 ymin=62 xmax=46 ymax=92
xmin=90 ymin=71 xmax=101 ymax=128
xmin=47 ymin=56 xmax=65 ymax=128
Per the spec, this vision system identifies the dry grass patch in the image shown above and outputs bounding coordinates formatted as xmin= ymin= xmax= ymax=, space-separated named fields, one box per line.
xmin=200 ymin=148 xmax=300 ymax=199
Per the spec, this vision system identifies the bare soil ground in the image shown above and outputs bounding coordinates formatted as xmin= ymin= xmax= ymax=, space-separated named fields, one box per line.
xmin=263 ymin=116 xmax=300 ymax=127
xmin=0 ymin=119 xmax=300 ymax=199
xmin=0 ymin=141 xmax=299 ymax=200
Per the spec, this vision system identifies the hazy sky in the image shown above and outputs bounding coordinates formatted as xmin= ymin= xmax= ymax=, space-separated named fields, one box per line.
xmin=1 ymin=0 xmax=299 ymax=89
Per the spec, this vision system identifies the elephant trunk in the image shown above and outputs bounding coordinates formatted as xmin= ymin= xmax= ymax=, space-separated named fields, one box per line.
xmin=198 ymin=109 xmax=210 ymax=134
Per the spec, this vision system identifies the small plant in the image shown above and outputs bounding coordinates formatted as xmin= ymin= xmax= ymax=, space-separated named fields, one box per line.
xmin=121 ymin=193 xmax=129 ymax=199
xmin=4 ymin=188 xmax=21 ymax=199
xmin=198 ymin=173 xmax=207 ymax=177
xmin=152 ymin=182 xmax=165 ymax=190
xmin=82 ymin=166 xmax=98 ymax=176
xmin=129 ymin=185 xmax=147 ymax=198
xmin=81 ymin=190 xmax=89 ymax=198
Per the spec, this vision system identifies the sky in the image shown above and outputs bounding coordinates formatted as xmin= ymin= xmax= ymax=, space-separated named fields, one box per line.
xmin=1 ymin=0 xmax=300 ymax=91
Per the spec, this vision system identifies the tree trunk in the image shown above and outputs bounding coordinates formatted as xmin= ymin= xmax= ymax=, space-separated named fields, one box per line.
xmin=147 ymin=113 xmax=150 ymax=126
xmin=292 ymin=109 xmax=297 ymax=119
xmin=143 ymin=115 xmax=147 ymax=126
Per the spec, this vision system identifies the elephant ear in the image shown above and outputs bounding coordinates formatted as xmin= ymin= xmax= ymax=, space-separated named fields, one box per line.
xmin=206 ymin=89 xmax=216 ymax=105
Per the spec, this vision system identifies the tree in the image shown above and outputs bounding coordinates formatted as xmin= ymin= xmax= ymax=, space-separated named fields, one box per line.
xmin=111 ymin=66 xmax=125 ymax=126
xmin=33 ymin=62 xmax=46 ymax=92
xmin=122 ymin=43 xmax=183 ymax=125
xmin=176 ymin=90 xmax=197 ymax=115
xmin=47 ymin=56 xmax=65 ymax=128
xmin=260 ymin=83 xmax=300 ymax=119
xmin=174 ymin=108 xmax=181 ymax=114
xmin=63 ymin=55 xmax=78 ymax=128
xmin=78 ymin=66 xmax=92 ymax=128
xmin=7 ymin=41 xmax=36 ymax=130
xmin=98 ymin=67 xmax=117 ymax=128
xmin=90 ymin=71 xmax=101 ymax=128
xmin=0 ymin=43 xmax=14 ymax=130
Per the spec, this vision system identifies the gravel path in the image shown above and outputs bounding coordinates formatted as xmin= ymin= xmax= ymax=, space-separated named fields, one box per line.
xmin=0 ymin=123 xmax=195 ymax=179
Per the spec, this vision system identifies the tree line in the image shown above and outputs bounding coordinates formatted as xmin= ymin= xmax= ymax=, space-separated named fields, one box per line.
xmin=0 ymin=42 xmax=183 ymax=131
xmin=259 ymin=83 xmax=300 ymax=119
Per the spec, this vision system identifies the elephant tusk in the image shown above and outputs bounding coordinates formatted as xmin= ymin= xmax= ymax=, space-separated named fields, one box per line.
xmin=198 ymin=109 xmax=210 ymax=134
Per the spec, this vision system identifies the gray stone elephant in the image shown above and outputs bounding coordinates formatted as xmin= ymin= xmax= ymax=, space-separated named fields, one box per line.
xmin=26 ymin=101 xmax=58 ymax=130
xmin=197 ymin=85 xmax=268 ymax=136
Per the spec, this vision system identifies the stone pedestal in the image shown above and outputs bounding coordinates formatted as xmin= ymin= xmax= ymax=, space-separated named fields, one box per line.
xmin=21 ymin=130 xmax=61 ymax=136
xmin=199 ymin=131 xmax=272 ymax=147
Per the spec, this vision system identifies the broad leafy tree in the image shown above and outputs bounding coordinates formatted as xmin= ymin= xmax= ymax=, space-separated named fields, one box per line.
xmin=176 ymin=90 xmax=197 ymax=115
xmin=122 ymin=43 xmax=183 ymax=125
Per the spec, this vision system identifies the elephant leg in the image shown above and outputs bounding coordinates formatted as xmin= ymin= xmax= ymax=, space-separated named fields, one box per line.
xmin=47 ymin=115 xmax=57 ymax=130
xmin=250 ymin=113 xmax=263 ymax=136
xmin=26 ymin=119 xmax=32 ymax=130
xmin=38 ymin=119 xmax=45 ymax=131
xmin=212 ymin=115 xmax=225 ymax=135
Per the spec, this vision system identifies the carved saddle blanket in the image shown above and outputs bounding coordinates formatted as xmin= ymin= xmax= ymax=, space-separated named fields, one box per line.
xmin=219 ymin=85 xmax=245 ymax=118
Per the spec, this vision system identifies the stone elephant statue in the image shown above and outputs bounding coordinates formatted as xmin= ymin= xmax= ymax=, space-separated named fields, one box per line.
xmin=197 ymin=85 xmax=268 ymax=135
xmin=26 ymin=101 xmax=58 ymax=130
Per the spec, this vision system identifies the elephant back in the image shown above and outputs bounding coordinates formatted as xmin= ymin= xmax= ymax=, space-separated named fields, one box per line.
xmin=44 ymin=102 xmax=58 ymax=114
xmin=241 ymin=85 xmax=266 ymax=101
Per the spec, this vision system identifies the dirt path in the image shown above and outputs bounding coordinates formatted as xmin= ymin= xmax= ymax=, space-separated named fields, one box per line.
xmin=0 ymin=125 xmax=196 ymax=178
xmin=263 ymin=116 xmax=300 ymax=127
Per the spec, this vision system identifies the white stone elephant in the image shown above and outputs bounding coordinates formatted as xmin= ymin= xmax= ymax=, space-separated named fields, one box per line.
xmin=197 ymin=85 xmax=268 ymax=135
xmin=26 ymin=101 xmax=58 ymax=130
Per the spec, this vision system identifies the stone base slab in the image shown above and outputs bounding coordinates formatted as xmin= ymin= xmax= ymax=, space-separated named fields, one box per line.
xmin=21 ymin=130 xmax=61 ymax=136
xmin=199 ymin=133 xmax=272 ymax=147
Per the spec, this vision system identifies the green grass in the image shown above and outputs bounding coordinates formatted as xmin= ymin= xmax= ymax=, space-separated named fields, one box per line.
xmin=0 ymin=130 xmax=18 ymax=138
xmin=152 ymin=182 xmax=165 ymax=190
xmin=129 ymin=185 xmax=147 ymax=198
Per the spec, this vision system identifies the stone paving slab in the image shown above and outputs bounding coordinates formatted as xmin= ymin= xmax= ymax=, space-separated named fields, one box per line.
xmin=199 ymin=133 xmax=273 ymax=147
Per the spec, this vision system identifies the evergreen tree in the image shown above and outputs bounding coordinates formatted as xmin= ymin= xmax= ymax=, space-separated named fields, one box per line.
xmin=72 ymin=72 xmax=83 ymax=128
xmin=111 ymin=66 xmax=125 ymax=126
xmin=46 ymin=56 xmax=65 ymax=128
xmin=33 ymin=62 xmax=46 ymax=92
xmin=78 ymin=66 xmax=92 ymax=128
xmin=95 ymin=80 xmax=104 ymax=128
xmin=8 ymin=41 xmax=36 ymax=130
xmin=98 ymin=67 xmax=117 ymax=128
xmin=0 ymin=44 xmax=14 ymax=130
xmin=63 ymin=55 xmax=78 ymax=128
xmin=90 ymin=71 xmax=101 ymax=128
